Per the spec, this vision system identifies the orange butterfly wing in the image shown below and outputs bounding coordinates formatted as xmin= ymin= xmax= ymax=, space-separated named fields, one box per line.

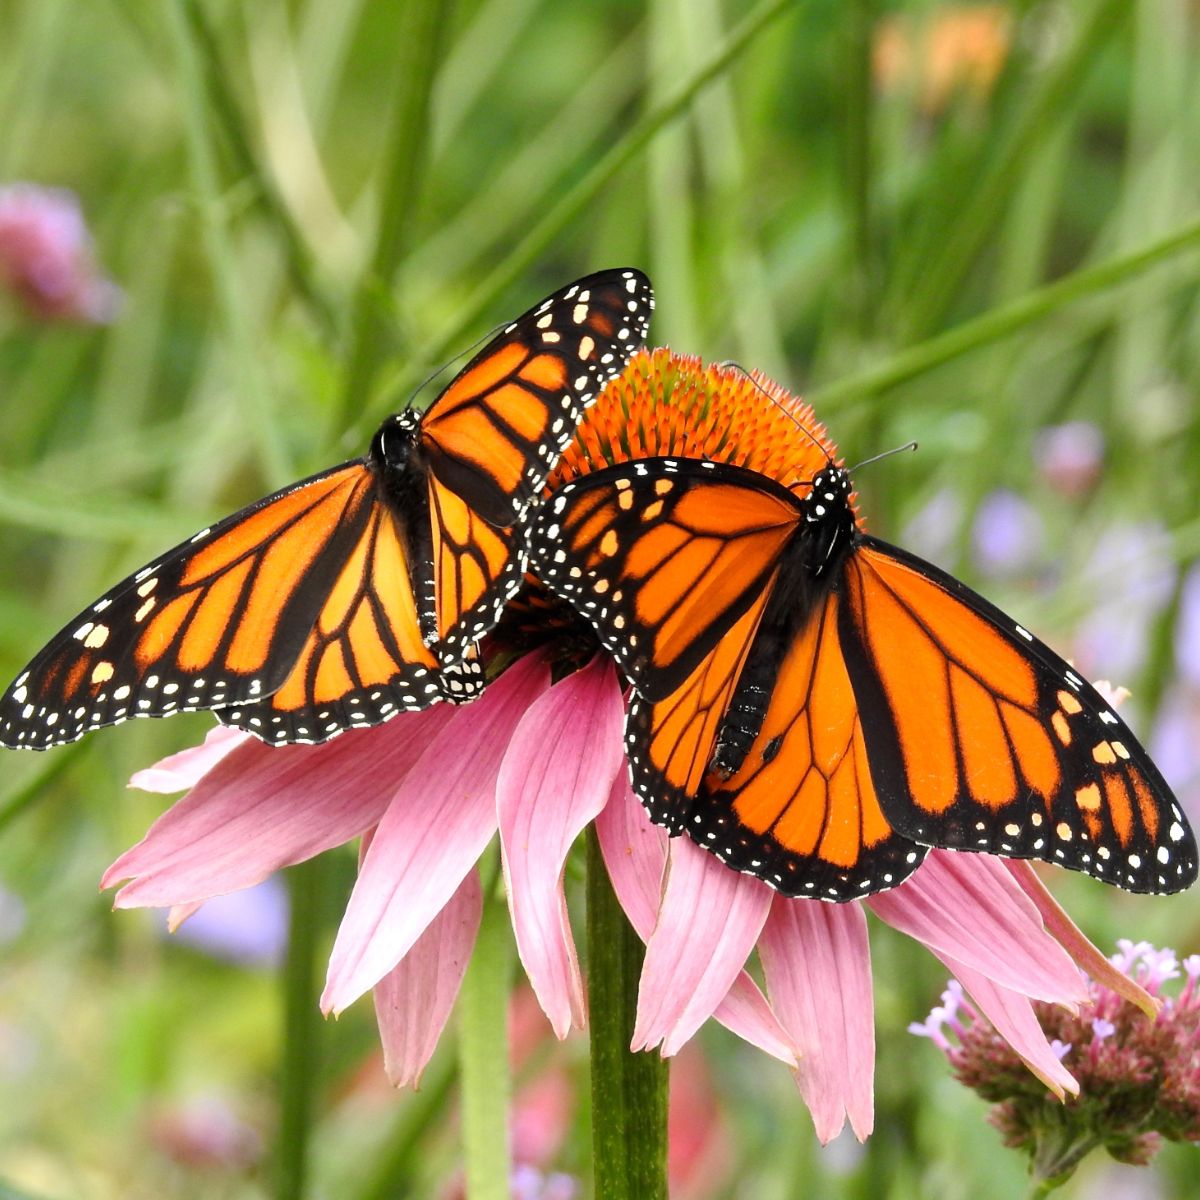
xmin=530 ymin=457 xmax=1196 ymax=898
xmin=419 ymin=269 xmax=654 ymax=654
xmin=216 ymin=499 xmax=481 ymax=744
xmin=528 ymin=459 xmax=798 ymax=698
xmin=530 ymin=461 xmax=927 ymax=898
xmin=840 ymin=538 xmax=1196 ymax=894
xmin=0 ymin=464 xmax=481 ymax=750
xmin=686 ymin=589 xmax=928 ymax=899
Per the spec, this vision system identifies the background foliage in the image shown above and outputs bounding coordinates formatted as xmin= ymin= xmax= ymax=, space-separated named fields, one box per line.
xmin=1 ymin=1 xmax=1199 ymax=1196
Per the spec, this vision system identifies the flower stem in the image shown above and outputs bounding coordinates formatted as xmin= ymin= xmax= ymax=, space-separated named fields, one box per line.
xmin=345 ymin=0 xmax=794 ymax=444
xmin=277 ymin=857 xmax=327 ymax=1200
xmin=811 ymin=213 xmax=1200 ymax=415
xmin=586 ymin=828 xmax=669 ymax=1200
xmin=163 ymin=0 xmax=290 ymax=486
xmin=335 ymin=0 xmax=451 ymax=434
xmin=457 ymin=880 xmax=512 ymax=1200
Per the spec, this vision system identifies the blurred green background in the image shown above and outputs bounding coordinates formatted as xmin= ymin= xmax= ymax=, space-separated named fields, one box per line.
xmin=1 ymin=0 xmax=1200 ymax=1197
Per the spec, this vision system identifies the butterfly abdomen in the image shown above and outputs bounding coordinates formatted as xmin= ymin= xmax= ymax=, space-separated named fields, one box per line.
xmin=710 ymin=470 xmax=858 ymax=778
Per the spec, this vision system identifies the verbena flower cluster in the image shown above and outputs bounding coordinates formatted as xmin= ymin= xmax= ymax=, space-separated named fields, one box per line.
xmin=911 ymin=940 xmax=1200 ymax=1183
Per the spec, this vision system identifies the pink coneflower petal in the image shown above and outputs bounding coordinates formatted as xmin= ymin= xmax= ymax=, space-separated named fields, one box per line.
xmin=105 ymin=705 xmax=459 ymax=907
xmin=759 ymin=897 xmax=875 ymax=1144
xmin=323 ymin=654 xmax=552 ymax=1013
xmin=633 ymin=836 xmax=773 ymax=1057
xmin=374 ymin=868 xmax=483 ymax=1088
xmin=129 ymin=725 xmax=250 ymax=794
xmin=595 ymin=776 xmax=795 ymax=1064
xmin=593 ymin=772 xmax=668 ymax=937
xmin=1003 ymin=860 xmax=1157 ymax=1017
xmin=941 ymin=956 xmax=1078 ymax=1099
xmin=868 ymin=851 xmax=1086 ymax=1006
xmin=498 ymin=656 xmax=625 ymax=1038
xmin=168 ymin=901 xmax=202 ymax=931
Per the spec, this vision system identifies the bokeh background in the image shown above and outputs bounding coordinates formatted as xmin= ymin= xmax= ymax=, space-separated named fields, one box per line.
xmin=2 ymin=1 xmax=1200 ymax=1197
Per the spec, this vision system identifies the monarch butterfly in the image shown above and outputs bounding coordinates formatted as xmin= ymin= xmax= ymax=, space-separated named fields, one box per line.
xmin=0 ymin=268 xmax=654 ymax=750
xmin=527 ymin=453 xmax=1198 ymax=900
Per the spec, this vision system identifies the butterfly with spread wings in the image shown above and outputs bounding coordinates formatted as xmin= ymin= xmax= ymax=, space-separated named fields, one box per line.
xmin=527 ymin=454 xmax=1198 ymax=900
xmin=0 ymin=268 xmax=654 ymax=750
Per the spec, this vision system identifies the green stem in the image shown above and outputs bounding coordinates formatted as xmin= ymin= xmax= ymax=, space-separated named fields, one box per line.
xmin=276 ymin=857 xmax=327 ymax=1200
xmin=457 ymin=881 xmax=512 ymax=1200
xmin=842 ymin=0 xmax=874 ymax=339
xmin=163 ymin=0 xmax=290 ymax=486
xmin=335 ymin=0 xmax=452 ymax=433
xmin=811 ymin=214 xmax=1200 ymax=414
xmin=0 ymin=744 xmax=81 ymax=834
xmin=903 ymin=0 xmax=1128 ymax=336
xmin=587 ymin=829 xmax=669 ymax=1200
xmin=180 ymin=0 xmax=340 ymax=338
xmin=354 ymin=1053 xmax=457 ymax=1200
xmin=352 ymin=0 xmax=794 ymax=439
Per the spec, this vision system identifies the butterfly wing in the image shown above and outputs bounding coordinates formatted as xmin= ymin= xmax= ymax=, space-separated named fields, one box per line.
xmin=683 ymin=585 xmax=930 ymax=900
xmin=421 ymin=268 xmax=654 ymax=654
xmin=216 ymin=499 xmax=482 ymax=745
xmin=0 ymin=463 xmax=478 ymax=750
xmin=527 ymin=458 xmax=798 ymax=699
xmin=840 ymin=537 xmax=1198 ymax=895
xmin=528 ymin=458 xmax=927 ymax=897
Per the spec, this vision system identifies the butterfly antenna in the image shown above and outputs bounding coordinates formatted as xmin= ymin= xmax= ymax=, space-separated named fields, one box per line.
xmin=404 ymin=321 xmax=507 ymax=412
xmin=847 ymin=441 xmax=918 ymax=474
xmin=715 ymin=360 xmax=834 ymax=468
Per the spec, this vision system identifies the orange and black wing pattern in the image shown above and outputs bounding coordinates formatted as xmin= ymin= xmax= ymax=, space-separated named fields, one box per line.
xmin=526 ymin=458 xmax=797 ymax=700
xmin=0 ymin=463 xmax=481 ymax=751
xmin=684 ymin=586 xmax=929 ymax=900
xmin=530 ymin=454 xmax=1196 ymax=899
xmin=840 ymin=538 xmax=1197 ymax=894
xmin=527 ymin=458 xmax=799 ymax=829
xmin=422 ymin=268 xmax=654 ymax=528
xmin=421 ymin=269 xmax=654 ymax=656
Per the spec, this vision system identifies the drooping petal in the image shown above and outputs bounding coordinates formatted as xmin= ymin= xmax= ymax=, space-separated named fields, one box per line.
xmin=167 ymin=901 xmax=202 ymax=931
xmin=129 ymin=725 xmax=250 ymax=794
xmin=594 ymin=770 xmax=669 ymax=939
xmin=498 ymin=657 xmax=625 ymax=1038
xmin=940 ymin=955 xmax=1079 ymax=1099
xmin=868 ymin=851 xmax=1086 ymax=1006
xmin=596 ymin=773 xmax=795 ymax=1064
xmin=375 ymin=869 xmax=483 ymax=1088
xmin=323 ymin=654 xmax=551 ymax=1013
xmin=104 ymin=705 xmax=459 ymax=907
xmin=1004 ymin=860 xmax=1158 ymax=1018
xmin=633 ymin=835 xmax=773 ymax=1057
xmin=759 ymin=897 xmax=875 ymax=1144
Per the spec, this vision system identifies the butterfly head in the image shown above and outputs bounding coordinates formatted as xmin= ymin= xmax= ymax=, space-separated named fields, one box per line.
xmin=798 ymin=466 xmax=856 ymax=579
xmin=370 ymin=411 xmax=422 ymax=471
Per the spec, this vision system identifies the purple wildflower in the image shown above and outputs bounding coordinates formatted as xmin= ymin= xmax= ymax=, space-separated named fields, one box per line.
xmin=971 ymin=488 xmax=1047 ymax=580
xmin=913 ymin=940 xmax=1200 ymax=1187
xmin=167 ymin=876 xmax=289 ymax=968
xmin=0 ymin=183 xmax=121 ymax=323
xmin=1073 ymin=521 xmax=1176 ymax=683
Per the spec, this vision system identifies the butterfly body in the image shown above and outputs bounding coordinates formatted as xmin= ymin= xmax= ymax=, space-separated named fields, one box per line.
xmin=528 ymin=454 xmax=1198 ymax=899
xmin=710 ymin=469 xmax=856 ymax=778
xmin=0 ymin=268 xmax=654 ymax=750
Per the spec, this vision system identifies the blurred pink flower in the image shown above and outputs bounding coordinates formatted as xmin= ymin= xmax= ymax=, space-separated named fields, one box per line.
xmin=145 ymin=1093 xmax=263 ymax=1170
xmin=105 ymin=649 xmax=1146 ymax=1145
xmin=1034 ymin=421 xmax=1105 ymax=498
xmin=0 ymin=183 xmax=121 ymax=323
